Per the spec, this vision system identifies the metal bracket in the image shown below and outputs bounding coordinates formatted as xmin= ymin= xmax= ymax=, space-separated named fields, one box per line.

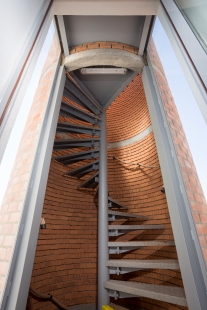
xmin=109 ymin=246 xmax=140 ymax=254
xmin=108 ymin=289 xmax=138 ymax=299
xmin=108 ymin=215 xmax=115 ymax=222
xmin=108 ymin=267 xmax=142 ymax=275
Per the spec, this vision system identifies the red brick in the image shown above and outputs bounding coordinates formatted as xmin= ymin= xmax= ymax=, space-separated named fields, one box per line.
xmin=199 ymin=235 xmax=207 ymax=247
xmin=148 ymin=38 xmax=207 ymax=269
xmin=194 ymin=193 xmax=203 ymax=204
xmin=200 ymin=213 xmax=207 ymax=223
xmin=196 ymin=223 xmax=207 ymax=235
xmin=193 ymin=212 xmax=200 ymax=223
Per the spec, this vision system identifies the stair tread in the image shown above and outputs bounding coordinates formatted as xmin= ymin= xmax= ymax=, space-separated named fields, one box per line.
xmin=108 ymin=196 xmax=128 ymax=209
xmin=65 ymin=75 xmax=101 ymax=115
xmin=108 ymin=241 xmax=175 ymax=247
xmin=64 ymin=160 xmax=99 ymax=176
xmin=53 ymin=138 xmax=100 ymax=150
xmin=56 ymin=122 xmax=100 ymax=136
xmin=106 ymin=259 xmax=180 ymax=269
xmin=108 ymin=210 xmax=148 ymax=219
xmin=78 ymin=171 xmax=99 ymax=189
xmin=104 ymin=280 xmax=187 ymax=307
xmin=108 ymin=224 xmax=164 ymax=230
xmin=61 ymin=100 xmax=101 ymax=121
xmin=57 ymin=122 xmax=101 ymax=130
xmin=54 ymin=138 xmax=100 ymax=144
xmin=53 ymin=149 xmax=99 ymax=161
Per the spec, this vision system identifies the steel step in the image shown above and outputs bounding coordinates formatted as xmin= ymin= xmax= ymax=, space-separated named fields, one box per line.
xmin=69 ymin=72 xmax=103 ymax=114
xmin=108 ymin=197 xmax=128 ymax=210
xmin=64 ymin=76 xmax=100 ymax=115
xmin=60 ymin=100 xmax=101 ymax=125
xmin=106 ymin=259 xmax=180 ymax=270
xmin=64 ymin=88 xmax=91 ymax=113
xmin=108 ymin=224 xmax=164 ymax=236
xmin=104 ymin=280 xmax=187 ymax=306
xmin=108 ymin=210 xmax=148 ymax=221
xmin=64 ymin=160 xmax=99 ymax=178
xmin=108 ymin=241 xmax=175 ymax=254
xmin=53 ymin=138 xmax=100 ymax=150
xmin=107 ymin=259 xmax=179 ymax=275
xmin=56 ymin=122 xmax=100 ymax=136
xmin=53 ymin=149 xmax=99 ymax=165
xmin=78 ymin=171 xmax=99 ymax=189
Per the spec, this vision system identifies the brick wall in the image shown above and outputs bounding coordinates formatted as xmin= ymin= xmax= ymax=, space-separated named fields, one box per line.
xmin=26 ymin=83 xmax=99 ymax=309
xmin=26 ymin=43 xmax=188 ymax=310
xmin=148 ymin=39 xmax=207 ymax=266
xmin=107 ymin=74 xmax=187 ymax=310
xmin=26 ymin=160 xmax=97 ymax=309
xmin=107 ymin=75 xmax=151 ymax=143
xmin=0 ymin=33 xmax=60 ymax=303
xmin=70 ymin=42 xmax=138 ymax=55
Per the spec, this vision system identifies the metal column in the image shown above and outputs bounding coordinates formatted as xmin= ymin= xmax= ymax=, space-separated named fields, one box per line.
xmin=142 ymin=65 xmax=207 ymax=309
xmin=2 ymin=65 xmax=65 ymax=310
xmin=98 ymin=111 xmax=110 ymax=309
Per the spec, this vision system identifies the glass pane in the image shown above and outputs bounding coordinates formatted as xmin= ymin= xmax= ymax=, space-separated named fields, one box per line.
xmin=174 ymin=0 xmax=207 ymax=53
xmin=0 ymin=19 xmax=60 ymax=306
xmin=0 ymin=21 xmax=55 ymax=210
xmin=148 ymin=17 xmax=207 ymax=201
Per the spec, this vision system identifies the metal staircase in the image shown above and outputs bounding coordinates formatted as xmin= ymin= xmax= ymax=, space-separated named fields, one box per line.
xmin=53 ymin=74 xmax=187 ymax=308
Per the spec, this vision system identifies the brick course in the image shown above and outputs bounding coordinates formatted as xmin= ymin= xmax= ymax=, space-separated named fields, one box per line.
xmin=107 ymin=75 xmax=151 ymax=143
xmin=70 ymin=42 xmax=138 ymax=55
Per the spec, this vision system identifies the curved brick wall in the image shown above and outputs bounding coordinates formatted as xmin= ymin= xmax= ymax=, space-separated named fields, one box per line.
xmin=106 ymin=75 xmax=187 ymax=310
xmin=27 ymin=42 xmax=187 ymax=310
xmin=26 ymin=160 xmax=97 ymax=309
xmin=107 ymin=74 xmax=151 ymax=142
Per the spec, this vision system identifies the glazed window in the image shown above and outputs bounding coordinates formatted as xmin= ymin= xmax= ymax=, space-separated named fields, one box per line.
xmin=174 ymin=0 xmax=207 ymax=53
xmin=148 ymin=18 xmax=207 ymax=201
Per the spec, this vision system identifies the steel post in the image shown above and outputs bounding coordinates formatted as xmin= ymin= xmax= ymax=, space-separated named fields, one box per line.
xmin=98 ymin=111 xmax=110 ymax=309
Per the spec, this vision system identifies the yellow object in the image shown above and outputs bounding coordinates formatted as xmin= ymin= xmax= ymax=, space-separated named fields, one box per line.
xmin=102 ymin=306 xmax=114 ymax=310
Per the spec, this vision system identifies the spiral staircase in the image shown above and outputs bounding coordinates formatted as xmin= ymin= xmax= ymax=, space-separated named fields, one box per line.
xmin=52 ymin=74 xmax=187 ymax=308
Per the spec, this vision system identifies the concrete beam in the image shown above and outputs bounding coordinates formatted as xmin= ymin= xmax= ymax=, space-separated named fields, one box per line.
xmin=54 ymin=0 xmax=159 ymax=16
xmin=138 ymin=16 xmax=152 ymax=56
xmin=57 ymin=15 xmax=69 ymax=57
xmin=103 ymin=71 xmax=138 ymax=110
xmin=63 ymin=49 xmax=144 ymax=72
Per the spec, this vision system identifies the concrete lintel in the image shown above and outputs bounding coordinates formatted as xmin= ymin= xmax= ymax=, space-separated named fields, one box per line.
xmin=54 ymin=0 xmax=159 ymax=16
xmin=63 ymin=49 xmax=144 ymax=72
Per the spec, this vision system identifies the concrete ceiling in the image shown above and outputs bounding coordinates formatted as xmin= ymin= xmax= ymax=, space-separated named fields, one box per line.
xmin=64 ymin=16 xmax=145 ymax=48
xmin=72 ymin=68 xmax=135 ymax=107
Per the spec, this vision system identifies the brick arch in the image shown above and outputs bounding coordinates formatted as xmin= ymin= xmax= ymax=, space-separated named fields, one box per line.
xmin=69 ymin=41 xmax=139 ymax=55
xmin=63 ymin=41 xmax=144 ymax=72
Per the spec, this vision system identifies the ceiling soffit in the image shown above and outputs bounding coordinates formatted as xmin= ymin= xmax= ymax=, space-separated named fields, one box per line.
xmin=64 ymin=16 xmax=145 ymax=48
